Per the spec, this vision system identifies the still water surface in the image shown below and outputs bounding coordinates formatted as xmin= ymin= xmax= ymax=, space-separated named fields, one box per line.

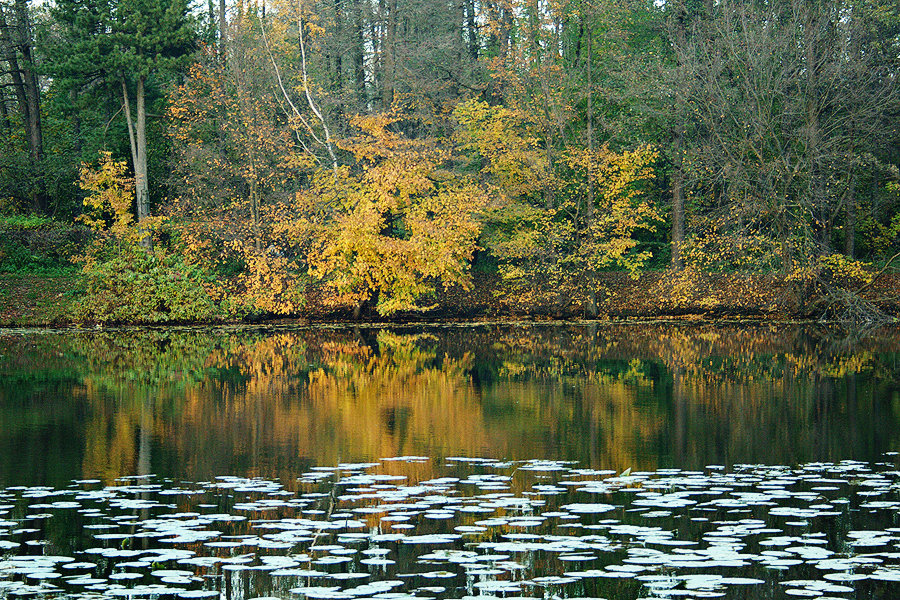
xmin=0 ymin=323 xmax=898 ymax=599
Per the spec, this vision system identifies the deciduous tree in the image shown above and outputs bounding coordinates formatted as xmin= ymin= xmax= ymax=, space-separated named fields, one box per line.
xmin=297 ymin=113 xmax=488 ymax=316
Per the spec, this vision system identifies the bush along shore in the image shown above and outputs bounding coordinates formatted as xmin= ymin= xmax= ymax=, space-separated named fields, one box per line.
xmin=1 ymin=218 xmax=898 ymax=327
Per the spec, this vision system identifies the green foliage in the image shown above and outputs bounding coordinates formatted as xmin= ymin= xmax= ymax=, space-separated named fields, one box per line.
xmin=49 ymin=0 xmax=196 ymax=80
xmin=71 ymin=243 xmax=220 ymax=324
xmin=456 ymin=99 xmax=660 ymax=310
xmin=0 ymin=215 xmax=56 ymax=229
xmin=0 ymin=137 xmax=41 ymax=216
xmin=0 ymin=242 xmax=70 ymax=276
xmin=857 ymin=170 xmax=900 ymax=258
xmin=0 ymin=217 xmax=87 ymax=276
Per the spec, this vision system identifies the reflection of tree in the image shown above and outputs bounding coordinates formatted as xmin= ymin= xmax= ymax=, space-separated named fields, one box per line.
xmin=485 ymin=324 xmax=900 ymax=467
xmin=0 ymin=324 xmax=898 ymax=486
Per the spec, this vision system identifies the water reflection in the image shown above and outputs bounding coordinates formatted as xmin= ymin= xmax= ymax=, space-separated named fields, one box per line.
xmin=0 ymin=323 xmax=898 ymax=486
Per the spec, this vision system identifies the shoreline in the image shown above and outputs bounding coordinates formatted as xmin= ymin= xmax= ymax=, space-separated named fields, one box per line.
xmin=0 ymin=316 xmax=869 ymax=333
xmin=2 ymin=270 xmax=898 ymax=329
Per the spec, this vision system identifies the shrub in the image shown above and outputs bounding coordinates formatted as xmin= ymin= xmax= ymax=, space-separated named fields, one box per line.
xmin=0 ymin=217 xmax=89 ymax=275
xmin=70 ymin=151 xmax=221 ymax=324
xmin=71 ymin=243 xmax=220 ymax=324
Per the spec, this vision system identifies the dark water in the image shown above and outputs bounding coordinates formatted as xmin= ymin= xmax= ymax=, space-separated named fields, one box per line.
xmin=0 ymin=323 xmax=898 ymax=599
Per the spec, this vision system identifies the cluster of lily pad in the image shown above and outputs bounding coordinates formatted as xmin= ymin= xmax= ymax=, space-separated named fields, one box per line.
xmin=0 ymin=455 xmax=898 ymax=600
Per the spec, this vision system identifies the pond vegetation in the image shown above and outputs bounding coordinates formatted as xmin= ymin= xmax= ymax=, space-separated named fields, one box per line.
xmin=0 ymin=458 xmax=898 ymax=600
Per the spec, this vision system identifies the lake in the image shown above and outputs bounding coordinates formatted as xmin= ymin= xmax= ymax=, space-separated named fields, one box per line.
xmin=0 ymin=322 xmax=898 ymax=599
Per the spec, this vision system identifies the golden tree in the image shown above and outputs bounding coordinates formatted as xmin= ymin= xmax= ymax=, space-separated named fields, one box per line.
xmin=292 ymin=114 xmax=488 ymax=316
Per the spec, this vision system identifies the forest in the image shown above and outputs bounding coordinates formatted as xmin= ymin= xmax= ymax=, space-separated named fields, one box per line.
xmin=0 ymin=0 xmax=899 ymax=323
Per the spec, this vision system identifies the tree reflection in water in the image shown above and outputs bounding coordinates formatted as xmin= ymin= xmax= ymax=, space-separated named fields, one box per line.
xmin=0 ymin=323 xmax=898 ymax=486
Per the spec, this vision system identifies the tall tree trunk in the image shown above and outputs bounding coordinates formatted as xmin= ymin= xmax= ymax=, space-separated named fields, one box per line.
xmin=0 ymin=16 xmax=30 ymax=125
xmin=207 ymin=0 xmax=214 ymax=39
xmin=219 ymin=0 xmax=227 ymax=55
xmin=353 ymin=0 xmax=367 ymax=111
xmin=14 ymin=0 xmax=42 ymax=167
xmin=584 ymin=23 xmax=597 ymax=318
xmin=331 ymin=0 xmax=343 ymax=88
xmin=330 ymin=0 xmax=345 ymax=132
xmin=381 ymin=0 xmax=396 ymax=110
xmin=804 ymin=6 xmax=827 ymax=256
xmin=500 ymin=4 xmax=512 ymax=62
xmin=122 ymin=76 xmax=152 ymax=248
xmin=0 ymin=88 xmax=11 ymax=135
xmin=526 ymin=0 xmax=539 ymax=69
xmin=844 ymin=178 xmax=856 ymax=259
xmin=465 ymin=0 xmax=477 ymax=59
xmin=485 ymin=0 xmax=498 ymax=56
xmin=585 ymin=23 xmax=593 ymax=225
xmin=669 ymin=0 xmax=687 ymax=271
xmin=371 ymin=0 xmax=381 ymax=101
xmin=1 ymin=2 xmax=45 ymax=212
xmin=671 ymin=131 xmax=685 ymax=270
xmin=135 ymin=76 xmax=149 ymax=226
xmin=485 ymin=0 xmax=502 ymax=101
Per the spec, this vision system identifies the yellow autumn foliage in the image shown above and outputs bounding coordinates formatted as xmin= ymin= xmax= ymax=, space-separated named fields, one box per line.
xmin=453 ymin=99 xmax=550 ymax=199
xmin=564 ymin=144 xmax=661 ymax=277
xmin=77 ymin=151 xmax=135 ymax=237
xmin=297 ymin=113 xmax=489 ymax=315
xmin=786 ymin=253 xmax=874 ymax=289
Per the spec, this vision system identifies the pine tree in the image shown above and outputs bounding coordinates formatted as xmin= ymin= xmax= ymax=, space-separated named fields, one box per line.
xmin=49 ymin=0 xmax=195 ymax=242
